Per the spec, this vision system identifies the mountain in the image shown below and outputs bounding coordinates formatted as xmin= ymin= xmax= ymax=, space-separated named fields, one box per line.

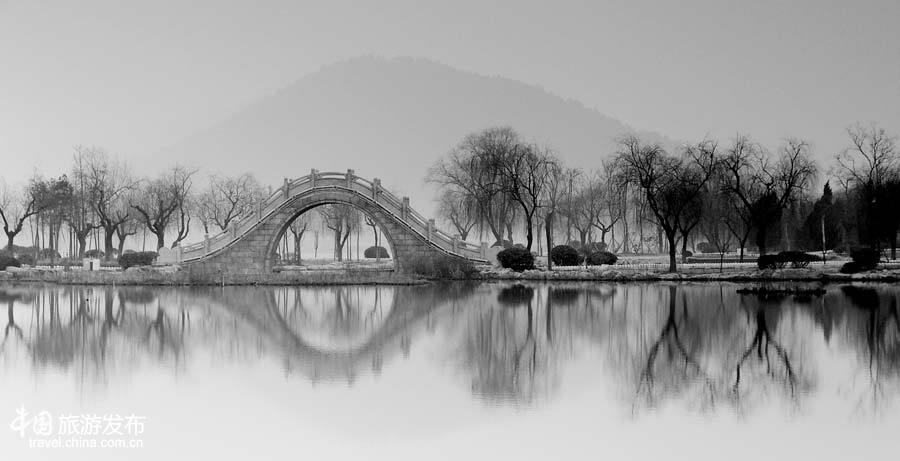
xmin=159 ymin=56 xmax=676 ymax=215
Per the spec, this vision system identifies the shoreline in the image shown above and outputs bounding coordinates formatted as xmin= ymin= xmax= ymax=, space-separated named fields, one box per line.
xmin=2 ymin=265 xmax=900 ymax=286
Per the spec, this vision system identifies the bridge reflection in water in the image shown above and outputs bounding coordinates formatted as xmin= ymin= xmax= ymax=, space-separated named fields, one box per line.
xmin=1 ymin=282 xmax=899 ymax=415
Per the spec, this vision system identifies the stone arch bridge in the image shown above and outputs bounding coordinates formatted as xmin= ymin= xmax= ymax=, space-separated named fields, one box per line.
xmin=166 ymin=170 xmax=489 ymax=275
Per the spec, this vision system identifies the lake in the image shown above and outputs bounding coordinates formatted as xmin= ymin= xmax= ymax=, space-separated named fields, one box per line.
xmin=1 ymin=282 xmax=898 ymax=460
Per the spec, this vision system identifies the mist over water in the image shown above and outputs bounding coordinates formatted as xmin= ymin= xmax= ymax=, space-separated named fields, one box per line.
xmin=1 ymin=282 xmax=898 ymax=460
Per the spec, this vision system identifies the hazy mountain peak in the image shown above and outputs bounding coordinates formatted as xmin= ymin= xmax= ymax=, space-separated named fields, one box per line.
xmin=161 ymin=56 xmax=676 ymax=214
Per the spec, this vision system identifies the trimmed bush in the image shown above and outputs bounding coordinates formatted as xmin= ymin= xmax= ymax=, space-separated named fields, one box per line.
xmin=586 ymin=251 xmax=617 ymax=266
xmin=696 ymin=242 xmax=713 ymax=253
xmin=364 ymin=246 xmax=390 ymax=259
xmin=0 ymin=255 xmax=21 ymax=270
xmin=497 ymin=247 xmax=535 ymax=272
xmin=850 ymin=247 xmax=880 ymax=269
xmin=778 ymin=250 xmax=820 ymax=268
xmin=757 ymin=254 xmax=786 ymax=270
xmin=491 ymin=240 xmax=514 ymax=249
xmin=550 ymin=245 xmax=583 ymax=266
xmin=119 ymin=251 xmax=158 ymax=269
xmin=682 ymin=250 xmax=693 ymax=258
xmin=840 ymin=261 xmax=865 ymax=274
xmin=84 ymin=249 xmax=105 ymax=259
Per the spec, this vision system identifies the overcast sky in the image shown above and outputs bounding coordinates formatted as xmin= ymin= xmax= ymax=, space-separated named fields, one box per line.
xmin=1 ymin=0 xmax=898 ymax=182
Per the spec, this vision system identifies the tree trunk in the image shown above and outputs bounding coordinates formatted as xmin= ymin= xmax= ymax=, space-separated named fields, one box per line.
xmin=154 ymin=231 xmax=165 ymax=250
xmin=680 ymin=231 xmax=689 ymax=263
xmin=5 ymin=233 xmax=13 ymax=251
xmin=76 ymin=233 xmax=88 ymax=258
xmin=657 ymin=226 xmax=664 ymax=254
xmin=545 ymin=212 xmax=554 ymax=270
xmin=666 ymin=230 xmax=678 ymax=273
xmin=103 ymin=227 xmax=116 ymax=260
xmin=334 ymin=230 xmax=344 ymax=262
xmin=117 ymin=235 xmax=126 ymax=260
xmin=756 ymin=225 xmax=768 ymax=256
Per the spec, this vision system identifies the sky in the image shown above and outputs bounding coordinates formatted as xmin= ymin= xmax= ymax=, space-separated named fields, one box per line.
xmin=1 ymin=0 xmax=898 ymax=183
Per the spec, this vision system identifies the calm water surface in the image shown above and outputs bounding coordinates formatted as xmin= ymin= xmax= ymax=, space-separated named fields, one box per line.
xmin=1 ymin=281 xmax=898 ymax=460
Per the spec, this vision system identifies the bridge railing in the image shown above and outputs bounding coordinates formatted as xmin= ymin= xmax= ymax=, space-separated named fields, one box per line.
xmin=177 ymin=170 xmax=489 ymax=263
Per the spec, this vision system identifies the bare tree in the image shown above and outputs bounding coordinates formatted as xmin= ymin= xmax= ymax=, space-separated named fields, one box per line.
xmin=720 ymin=135 xmax=816 ymax=255
xmin=114 ymin=205 xmax=140 ymax=258
xmin=497 ymin=143 xmax=558 ymax=251
xmin=68 ymin=147 xmax=102 ymax=257
xmin=81 ymin=149 xmax=137 ymax=260
xmin=131 ymin=166 xmax=196 ymax=250
xmin=592 ymin=162 xmax=627 ymax=247
xmin=834 ymin=124 xmax=899 ymax=256
xmin=318 ymin=204 xmax=360 ymax=261
xmin=615 ymin=135 xmax=717 ymax=272
xmin=429 ymin=127 xmax=520 ymax=246
xmin=363 ymin=214 xmax=384 ymax=261
xmin=288 ymin=213 xmax=312 ymax=264
xmin=0 ymin=179 xmax=48 ymax=250
xmin=699 ymin=184 xmax=736 ymax=271
xmin=540 ymin=156 xmax=566 ymax=268
xmin=196 ymin=173 xmax=265 ymax=233
xmin=437 ymin=189 xmax=478 ymax=240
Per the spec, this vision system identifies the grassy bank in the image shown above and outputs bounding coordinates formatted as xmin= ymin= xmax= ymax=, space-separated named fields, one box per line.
xmin=473 ymin=264 xmax=900 ymax=282
xmin=4 ymin=262 xmax=900 ymax=286
xmin=0 ymin=266 xmax=429 ymax=286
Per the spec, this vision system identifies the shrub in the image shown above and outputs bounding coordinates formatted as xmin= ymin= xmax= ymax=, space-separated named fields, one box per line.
xmin=364 ymin=246 xmax=390 ymax=258
xmin=586 ymin=251 xmax=617 ymax=266
xmin=497 ymin=247 xmax=535 ymax=272
xmin=490 ymin=240 xmax=514 ymax=249
xmin=119 ymin=251 xmax=158 ymax=269
xmin=39 ymin=248 xmax=61 ymax=260
xmin=17 ymin=253 xmax=36 ymax=266
xmin=550 ymin=245 xmax=583 ymax=266
xmin=0 ymin=255 xmax=21 ymax=270
xmin=682 ymin=250 xmax=693 ymax=258
xmin=850 ymin=246 xmax=880 ymax=270
xmin=839 ymin=262 xmax=860 ymax=274
xmin=696 ymin=242 xmax=713 ymax=253
xmin=406 ymin=255 xmax=477 ymax=278
xmin=576 ymin=241 xmax=607 ymax=257
xmin=757 ymin=254 xmax=785 ymax=270
xmin=84 ymin=249 xmax=105 ymax=259
xmin=778 ymin=250 xmax=820 ymax=268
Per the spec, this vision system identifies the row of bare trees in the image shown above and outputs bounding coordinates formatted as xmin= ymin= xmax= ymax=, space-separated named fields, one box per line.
xmin=0 ymin=145 xmax=378 ymax=263
xmin=431 ymin=124 xmax=897 ymax=272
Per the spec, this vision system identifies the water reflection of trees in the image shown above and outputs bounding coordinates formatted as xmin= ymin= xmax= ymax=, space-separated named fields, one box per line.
xmin=2 ymin=282 xmax=899 ymax=415
xmin=839 ymin=286 xmax=900 ymax=414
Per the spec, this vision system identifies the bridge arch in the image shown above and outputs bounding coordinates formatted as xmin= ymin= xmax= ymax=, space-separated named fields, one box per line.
xmin=265 ymin=194 xmax=400 ymax=271
xmin=175 ymin=170 xmax=489 ymax=276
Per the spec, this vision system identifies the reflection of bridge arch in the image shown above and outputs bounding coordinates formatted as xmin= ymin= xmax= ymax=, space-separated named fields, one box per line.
xmin=172 ymin=171 xmax=488 ymax=275
xmin=204 ymin=285 xmax=474 ymax=382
